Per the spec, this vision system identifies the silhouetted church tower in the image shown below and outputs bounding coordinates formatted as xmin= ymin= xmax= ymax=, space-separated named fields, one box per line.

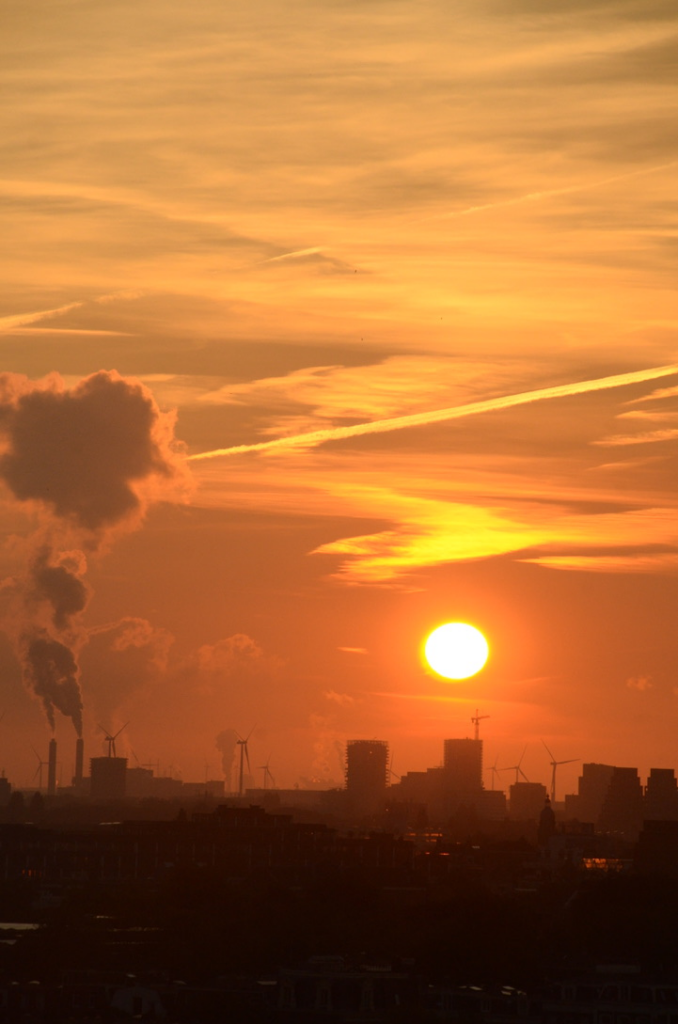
xmin=538 ymin=795 xmax=556 ymax=845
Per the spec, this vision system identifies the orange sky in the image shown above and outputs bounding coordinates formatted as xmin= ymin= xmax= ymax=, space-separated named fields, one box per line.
xmin=0 ymin=0 xmax=677 ymax=797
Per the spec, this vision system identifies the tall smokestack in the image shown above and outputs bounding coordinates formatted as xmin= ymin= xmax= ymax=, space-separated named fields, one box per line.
xmin=48 ymin=738 xmax=57 ymax=796
xmin=75 ymin=737 xmax=84 ymax=787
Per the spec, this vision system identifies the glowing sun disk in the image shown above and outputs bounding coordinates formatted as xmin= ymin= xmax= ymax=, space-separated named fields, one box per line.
xmin=424 ymin=622 xmax=489 ymax=680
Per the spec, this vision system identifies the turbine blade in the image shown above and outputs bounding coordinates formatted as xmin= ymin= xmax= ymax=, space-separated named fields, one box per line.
xmin=542 ymin=739 xmax=555 ymax=761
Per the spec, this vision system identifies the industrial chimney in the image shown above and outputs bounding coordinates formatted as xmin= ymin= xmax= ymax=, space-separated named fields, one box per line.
xmin=48 ymin=738 xmax=57 ymax=796
xmin=74 ymin=737 xmax=84 ymax=787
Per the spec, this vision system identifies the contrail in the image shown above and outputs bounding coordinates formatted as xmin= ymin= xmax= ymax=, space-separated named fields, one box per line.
xmin=258 ymin=247 xmax=324 ymax=264
xmin=0 ymin=291 xmax=141 ymax=334
xmin=440 ymin=161 xmax=678 ymax=220
xmin=188 ymin=363 xmax=678 ymax=460
xmin=0 ymin=302 xmax=84 ymax=334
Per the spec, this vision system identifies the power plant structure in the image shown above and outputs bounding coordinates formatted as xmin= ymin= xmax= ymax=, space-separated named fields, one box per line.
xmin=90 ymin=756 xmax=128 ymax=800
xmin=47 ymin=738 xmax=57 ymax=797
xmin=74 ymin=737 xmax=84 ymax=788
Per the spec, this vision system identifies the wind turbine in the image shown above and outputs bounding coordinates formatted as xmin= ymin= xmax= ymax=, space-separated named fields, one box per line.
xmin=31 ymin=746 xmax=48 ymax=790
xmin=98 ymin=722 xmax=129 ymax=758
xmin=471 ymin=709 xmax=489 ymax=742
xmin=542 ymin=741 xmax=578 ymax=803
xmin=489 ymin=756 xmax=501 ymax=791
xmin=499 ymin=746 xmax=529 ymax=785
xmin=130 ymin=748 xmax=157 ymax=773
xmin=236 ymin=728 xmax=254 ymax=797
xmin=257 ymin=757 xmax=276 ymax=790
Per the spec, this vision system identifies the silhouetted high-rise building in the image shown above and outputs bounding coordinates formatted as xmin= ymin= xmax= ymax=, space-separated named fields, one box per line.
xmin=565 ymin=762 xmax=615 ymax=824
xmin=645 ymin=768 xmax=678 ymax=821
xmin=510 ymin=781 xmax=548 ymax=821
xmin=90 ymin=757 xmax=127 ymax=800
xmin=443 ymin=738 xmax=483 ymax=791
xmin=346 ymin=740 xmax=388 ymax=814
xmin=597 ymin=766 xmax=644 ymax=838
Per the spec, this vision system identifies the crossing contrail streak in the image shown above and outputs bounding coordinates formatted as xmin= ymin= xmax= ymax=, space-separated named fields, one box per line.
xmin=258 ymin=247 xmax=324 ymax=264
xmin=188 ymin=363 xmax=678 ymax=461
xmin=438 ymin=161 xmax=678 ymax=220
xmin=0 ymin=302 xmax=84 ymax=333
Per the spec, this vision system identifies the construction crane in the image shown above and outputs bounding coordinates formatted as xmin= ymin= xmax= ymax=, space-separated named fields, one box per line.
xmin=471 ymin=709 xmax=489 ymax=742
xmin=387 ymin=752 xmax=401 ymax=784
xmin=542 ymin=741 xmax=578 ymax=803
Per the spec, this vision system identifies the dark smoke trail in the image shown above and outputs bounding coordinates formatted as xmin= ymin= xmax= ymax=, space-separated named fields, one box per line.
xmin=21 ymin=635 xmax=84 ymax=735
xmin=0 ymin=370 xmax=186 ymax=734
xmin=29 ymin=545 xmax=89 ymax=632
xmin=14 ymin=545 xmax=90 ymax=735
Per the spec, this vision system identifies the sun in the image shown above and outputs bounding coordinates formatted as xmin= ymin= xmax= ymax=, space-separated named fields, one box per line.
xmin=424 ymin=622 xmax=489 ymax=680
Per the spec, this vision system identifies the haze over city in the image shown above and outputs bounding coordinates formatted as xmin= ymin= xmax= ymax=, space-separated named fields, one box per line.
xmin=1 ymin=0 xmax=677 ymax=801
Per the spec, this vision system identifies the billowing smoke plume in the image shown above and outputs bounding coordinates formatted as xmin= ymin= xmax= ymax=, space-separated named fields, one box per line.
xmin=0 ymin=370 xmax=186 ymax=734
xmin=82 ymin=617 xmax=174 ymax=722
xmin=22 ymin=634 xmax=83 ymax=735
xmin=13 ymin=544 xmax=91 ymax=735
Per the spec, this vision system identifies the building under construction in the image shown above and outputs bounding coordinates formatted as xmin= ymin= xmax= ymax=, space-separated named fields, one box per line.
xmin=345 ymin=740 xmax=389 ymax=815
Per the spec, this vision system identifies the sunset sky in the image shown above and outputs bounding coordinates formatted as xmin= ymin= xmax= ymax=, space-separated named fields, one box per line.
xmin=1 ymin=0 xmax=677 ymax=796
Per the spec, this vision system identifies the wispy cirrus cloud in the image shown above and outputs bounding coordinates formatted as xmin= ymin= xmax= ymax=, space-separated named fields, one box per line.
xmin=593 ymin=428 xmax=678 ymax=446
